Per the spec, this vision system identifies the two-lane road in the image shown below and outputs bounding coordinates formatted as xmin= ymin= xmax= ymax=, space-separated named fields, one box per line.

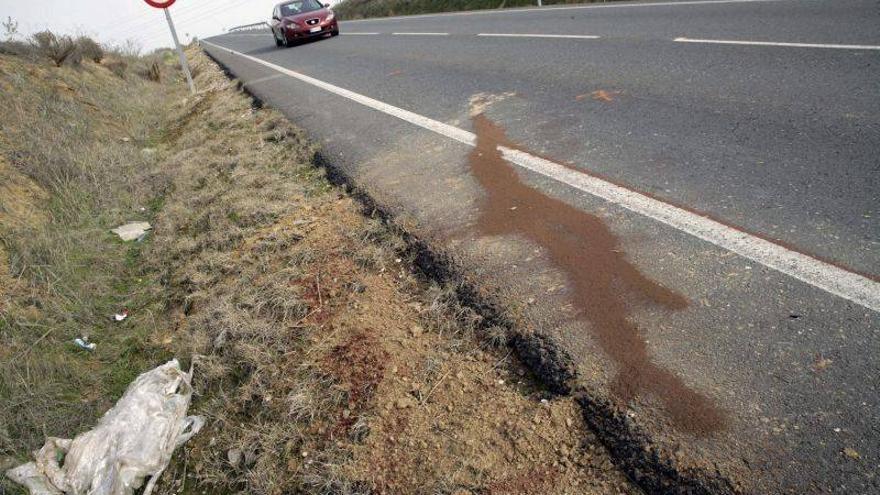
xmin=204 ymin=0 xmax=879 ymax=492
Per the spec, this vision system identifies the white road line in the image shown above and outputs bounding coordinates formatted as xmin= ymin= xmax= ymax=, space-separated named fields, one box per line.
xmin=675 ymin=37 xmax=880 ymax=50
xmin=228 ymin=33 xmax=270 ymax=37
xmin=201 ymin=40 xmax=880 ymax=313
xmin=477 ymin=33 xmax=600 ymax=39
xmin=392 ymin=32 xmax=450 ymax=36
xmin=345 ymin=0 xmax=785 ymax=22
xmin=344 ymin=32 xmax=381 ymax=35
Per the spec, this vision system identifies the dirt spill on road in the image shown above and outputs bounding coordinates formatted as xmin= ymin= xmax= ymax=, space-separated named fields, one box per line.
xmin=468 ymin=113 xmax=725 ymax=435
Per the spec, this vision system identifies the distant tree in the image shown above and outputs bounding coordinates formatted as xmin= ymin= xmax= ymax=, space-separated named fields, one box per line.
xmin=2 ymin=16 xmax=19 ymax=41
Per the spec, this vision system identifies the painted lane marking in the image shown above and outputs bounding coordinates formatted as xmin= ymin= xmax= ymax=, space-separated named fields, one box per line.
xmin=344 ymin=0 xmax=786 ymax=23
xmin=344 ymin=32 xmax=381 ymax=35
xmin=674 ymin=37 xmax=880 ymax=50
xmin=201 ymin=40 xmax=880 ymax=313
xmin=392 ymin=32 xmax=450 ymax=36
xmin=477 ymin=33 xmax=600 ymax=39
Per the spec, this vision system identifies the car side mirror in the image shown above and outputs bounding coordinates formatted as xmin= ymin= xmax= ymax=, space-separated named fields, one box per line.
xmin=323 ymin=3 xmax=330 ymax=7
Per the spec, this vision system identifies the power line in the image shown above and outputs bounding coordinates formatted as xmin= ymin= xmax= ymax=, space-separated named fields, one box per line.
xmin=98 ymin=0 xmax=235 ymax=39
xmin=91 ymin=0 xmax=231 ymax=35
xmin=100 ymin=0 xmax=262 ymax=42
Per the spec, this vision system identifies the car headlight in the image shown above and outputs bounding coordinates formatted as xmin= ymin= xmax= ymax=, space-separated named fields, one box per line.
xmin=326 ymin=11 xmax=335 ymax=21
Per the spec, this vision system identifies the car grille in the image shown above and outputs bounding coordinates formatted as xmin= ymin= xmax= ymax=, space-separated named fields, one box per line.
xmin=306 ymin=18 xmax=319 ymax=25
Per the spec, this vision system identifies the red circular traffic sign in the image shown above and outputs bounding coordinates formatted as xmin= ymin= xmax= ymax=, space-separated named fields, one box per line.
xmin=144 ymin=0 xmax=176 ymax=8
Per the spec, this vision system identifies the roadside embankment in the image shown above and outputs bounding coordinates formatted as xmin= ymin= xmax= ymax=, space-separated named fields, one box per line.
xmin=0 ymin=44 xmax=178 ymax=473
xmin=1 ymin=39 xmax=635 ymax=493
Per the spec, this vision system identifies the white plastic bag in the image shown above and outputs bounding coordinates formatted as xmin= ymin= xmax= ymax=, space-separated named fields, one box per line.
xmin=6 ymin=359 xmax=204 ymax=495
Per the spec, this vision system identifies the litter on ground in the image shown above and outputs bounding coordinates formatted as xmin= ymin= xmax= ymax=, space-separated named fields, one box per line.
xmin=73 ymin=338 xmax=96 ymax=352
xmin=5 ymin=359 xmax=203 ymax=495
xmin=110 ymin=222 xmax=152 ymax=242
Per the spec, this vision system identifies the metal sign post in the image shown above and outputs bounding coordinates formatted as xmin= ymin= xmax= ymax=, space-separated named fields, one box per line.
xmin=144 ymin=0 xmax=195 ymax=94
xmin=163 ymin=8 xmax=195 ymax=94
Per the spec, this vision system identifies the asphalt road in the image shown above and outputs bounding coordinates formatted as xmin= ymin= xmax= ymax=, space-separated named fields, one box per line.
xmin=203 ymin=0 xmax=879 ymax=492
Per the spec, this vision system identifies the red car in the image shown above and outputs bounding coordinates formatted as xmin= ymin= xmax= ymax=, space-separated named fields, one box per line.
xmin=271 ymin=0 xmax=339 ymax=47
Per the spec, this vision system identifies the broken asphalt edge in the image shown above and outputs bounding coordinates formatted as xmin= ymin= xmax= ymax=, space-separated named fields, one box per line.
xmin=202 ymin=47 xmax=740 ymax=495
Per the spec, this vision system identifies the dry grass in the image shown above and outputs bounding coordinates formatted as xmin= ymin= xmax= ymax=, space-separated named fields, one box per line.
xmin=103 ymin=57 xmax=128 ymax=78
xmin=0 ymin=46 xmax=181 ymax=494
xmin=142 ymin=53 xmax=342 ymax=493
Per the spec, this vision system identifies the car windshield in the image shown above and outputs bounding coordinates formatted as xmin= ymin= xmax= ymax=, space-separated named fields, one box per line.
xmin=280 ymin=0 xmax=322 ymax=17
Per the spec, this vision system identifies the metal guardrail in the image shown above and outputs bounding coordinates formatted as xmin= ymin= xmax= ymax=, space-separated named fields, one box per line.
xmin=227 ymin=22 xmax=270 ymax=33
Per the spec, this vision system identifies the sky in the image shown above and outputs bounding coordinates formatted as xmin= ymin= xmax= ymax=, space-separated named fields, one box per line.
xmin=0 ymin=0 xmax=339 ymax=52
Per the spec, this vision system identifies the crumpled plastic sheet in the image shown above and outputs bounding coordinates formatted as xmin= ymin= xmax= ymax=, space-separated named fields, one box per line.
xmin=6 ymin=359 xmax=204 ymax=495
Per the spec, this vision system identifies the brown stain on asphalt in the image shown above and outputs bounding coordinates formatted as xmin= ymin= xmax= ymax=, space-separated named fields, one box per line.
xmin=468 ymin=113 xmax=726 ymax=435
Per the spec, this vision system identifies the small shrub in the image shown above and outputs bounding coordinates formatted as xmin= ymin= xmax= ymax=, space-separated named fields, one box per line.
xmin=137 ymin=58 xmax=162 ymax=82
xmin=115 ymin=39 xmax=141 ymax=58
xmin=30 ymin=31 xmax=79 ymax=67
xmin=159 ymin=49 xmax=176 ymax=64
xmin=104 ymin=58 xmax=128 ymax=78
xmin=76 ymin=36 xmax=104 ymax=63
xmin=67 ymin=45 xmax=83 ymax=66
xmin=0 ymin=40 xmax=37 ymax=59
xmin=149 ymin=60 xmax=162 ymax=82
